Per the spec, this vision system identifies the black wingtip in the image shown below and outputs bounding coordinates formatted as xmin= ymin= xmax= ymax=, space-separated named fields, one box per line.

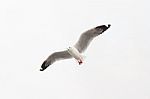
xmin=108 ymin=24 xmax=111 ymax=28
xmin=40 ymin=61 xmax=48 ymax=71
xmin=40 ymin=68 xmax=44 ymax=71
xmin=40 ymin=69 xmax=43 ymax=71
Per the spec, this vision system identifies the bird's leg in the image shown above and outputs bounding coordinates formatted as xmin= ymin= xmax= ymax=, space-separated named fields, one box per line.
xmin=78 ymin=59 xmax=83 ymax=65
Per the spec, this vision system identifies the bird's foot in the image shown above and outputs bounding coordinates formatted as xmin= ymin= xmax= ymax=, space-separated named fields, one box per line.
xmin=78 ymin=60 xmax=83 ymax=65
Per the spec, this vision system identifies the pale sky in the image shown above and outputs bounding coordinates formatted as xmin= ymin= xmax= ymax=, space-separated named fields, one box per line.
xmin=0 ymin=0 xmax=150 ymax=99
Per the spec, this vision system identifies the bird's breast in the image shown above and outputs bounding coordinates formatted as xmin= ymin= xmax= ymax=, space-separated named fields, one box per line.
xmin=67 ymin=47 xmax=83 ymax=60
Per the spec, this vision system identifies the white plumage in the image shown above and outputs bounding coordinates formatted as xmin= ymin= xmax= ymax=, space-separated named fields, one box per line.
xmin=67 ymin=46 xmax=83 ymax=65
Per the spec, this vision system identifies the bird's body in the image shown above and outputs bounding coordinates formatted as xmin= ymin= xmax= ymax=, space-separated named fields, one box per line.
xmin=40 ymin=24 xmax=111 ymax=71
xmin=67 ymin=46 xmax=83 ymax=65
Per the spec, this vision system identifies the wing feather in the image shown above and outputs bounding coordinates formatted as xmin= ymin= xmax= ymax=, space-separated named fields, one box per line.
xmin=74 ymin=30 xmax=95 ymax=53
xmin=74 ymin=24 xmax=111 ymax=53
xmin=40 ymin=50 xmax=72 ymax=71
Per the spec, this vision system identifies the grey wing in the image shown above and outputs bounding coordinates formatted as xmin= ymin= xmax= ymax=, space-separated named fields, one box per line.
xmin=46 ymin=50 xmax=72 ymax=63
xmin=74 ymin=24 xmax=111 ymax=53
xmin=40 ymin=50 xmax=72 ymax=71
xmin=74 ymin=30 xmax=95 ymax=53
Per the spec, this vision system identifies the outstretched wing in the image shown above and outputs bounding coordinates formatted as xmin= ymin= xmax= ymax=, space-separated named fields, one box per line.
xmin=47 ymin=50 xmax=72 ymax=61
xmin=40 ymin=50 xmax=72 ymax=71
xmin=74 ymin=24 xmax=111 ymax=53
xmin=74 ymin=30 xmax=95 ymax=53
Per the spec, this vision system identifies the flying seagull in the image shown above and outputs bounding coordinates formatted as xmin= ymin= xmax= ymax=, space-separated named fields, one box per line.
xmin=40 ymin=24 xmax=111 ymax=71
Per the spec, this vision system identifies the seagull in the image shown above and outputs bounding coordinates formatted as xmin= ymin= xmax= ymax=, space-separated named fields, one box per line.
xmin=40 ymin=24 xmax=111 ymax=71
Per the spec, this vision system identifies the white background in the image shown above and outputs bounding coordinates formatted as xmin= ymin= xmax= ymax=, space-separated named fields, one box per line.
xmin=0 ymin=0 xmax=150 ymax=99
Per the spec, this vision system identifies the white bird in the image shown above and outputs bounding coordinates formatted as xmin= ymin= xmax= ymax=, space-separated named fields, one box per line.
xmin=40 ymin=24 xmax=111 ymax=71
